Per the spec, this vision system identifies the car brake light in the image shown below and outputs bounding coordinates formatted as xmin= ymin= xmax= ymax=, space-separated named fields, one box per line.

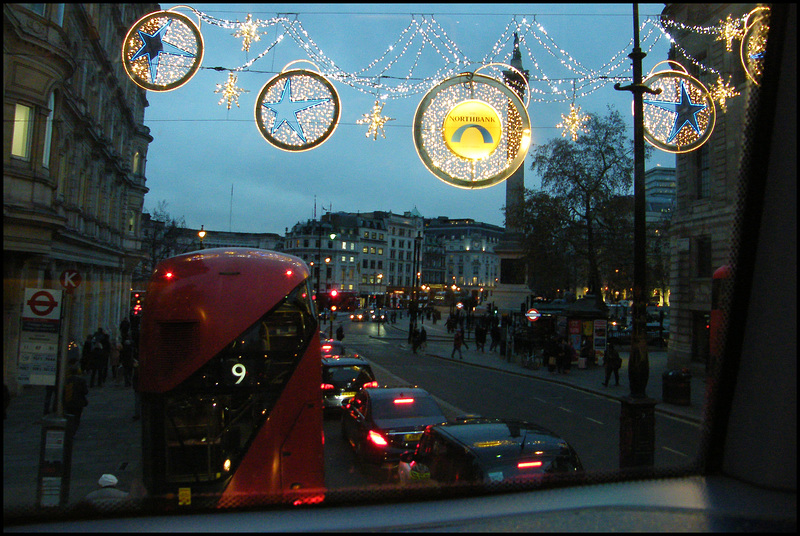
xmin=518 ymin=461 xmax=543 ymax=469
xmin=322 ymin=344 xmax=332 ymax=351
xmin=394 ymin=398 xmax=414 ymax=404
xmin=363 ymin=381 xmax=378 ymax=388
xmin=321 ymin=383 xmax=334 ymax=390
xmin=368 ymin=430 xmax=388 ymax=447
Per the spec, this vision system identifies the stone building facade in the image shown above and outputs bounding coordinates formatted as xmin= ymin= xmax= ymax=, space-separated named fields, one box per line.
xmin=661 ymin=4 xmax=760 ymax=368
xmin=4 ymin=4 xmax=158 ymax=393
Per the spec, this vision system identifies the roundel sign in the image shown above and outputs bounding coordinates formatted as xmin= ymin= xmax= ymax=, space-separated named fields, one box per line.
xmin=443 ymin=100 xmax=502 ymax=160
xmin=525 ymin=308 xmax=541 ymax=322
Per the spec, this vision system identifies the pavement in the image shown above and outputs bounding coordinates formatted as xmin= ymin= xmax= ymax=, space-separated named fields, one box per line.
xmin=3 ymin=316 xmax=706 ymax=517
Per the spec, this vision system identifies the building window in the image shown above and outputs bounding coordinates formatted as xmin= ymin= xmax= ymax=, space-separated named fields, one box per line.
xmin=696 ymin=144 xmax=710 ymax=199
xmin=341 ymin=241 xmax=347 ymax=250
xmin=132 ymin=152 xmax=141 ymax=175
xmin=377 ymin=248 xmax=383 ymax=255
xmin=696 ymin=236 xmax=712 ymax=278
xmin=43 ymin=93 xmax=55 ymax=168
xmin=11 ymin=103 xmax=33 ymax=159
xmin=362 ymin=246 xmax=368 ymax=253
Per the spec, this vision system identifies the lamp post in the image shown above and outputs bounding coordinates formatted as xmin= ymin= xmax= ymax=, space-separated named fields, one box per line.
xmin=198 ymin=225 xmax=206 ymax=250
xmin=613 ymin=2 xmax=660 ymax=469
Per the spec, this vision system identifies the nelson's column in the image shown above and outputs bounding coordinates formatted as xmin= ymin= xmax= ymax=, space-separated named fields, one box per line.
xmin=491 ymin=34 xmax=530 ymax=316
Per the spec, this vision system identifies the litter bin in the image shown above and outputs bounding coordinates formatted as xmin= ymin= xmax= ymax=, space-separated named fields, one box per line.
xmin=662 ymin=369 xmax=691 ymax=406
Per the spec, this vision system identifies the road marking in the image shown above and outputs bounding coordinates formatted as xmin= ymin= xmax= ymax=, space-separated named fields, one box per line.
xmin=661 ymin=446 xmax=689 ymax=457
xmin=558 ymin=407 xmax=572 ymax=413
xmin=532 ymin=397 xmax=547 ymax=404
xmin=585 ymin=417 xmax=604 ymax=425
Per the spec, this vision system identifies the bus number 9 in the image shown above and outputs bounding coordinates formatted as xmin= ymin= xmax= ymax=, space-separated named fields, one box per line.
xmin=231 ymin=363 xmax=247 ymax=384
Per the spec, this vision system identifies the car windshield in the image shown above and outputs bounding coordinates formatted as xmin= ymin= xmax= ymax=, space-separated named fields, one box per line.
xmin=4 ymin=3 xmax=794 ymax=531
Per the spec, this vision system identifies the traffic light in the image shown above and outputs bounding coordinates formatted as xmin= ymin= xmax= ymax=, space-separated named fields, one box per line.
xmin=330 ymin=289 xmax=339 ymax=312
xmin=130 ymin=291 xmax=145 ymax=316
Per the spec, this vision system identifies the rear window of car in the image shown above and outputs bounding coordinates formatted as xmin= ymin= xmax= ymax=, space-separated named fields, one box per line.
xmin=323 ymin=365 xmax=372 ymax=384
xmin=371 ymin=396 xmax=444 ymax=419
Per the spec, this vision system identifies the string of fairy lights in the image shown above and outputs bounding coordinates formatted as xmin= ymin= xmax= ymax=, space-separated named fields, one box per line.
xmin=124 ymin=6 xmax=769 ymax=146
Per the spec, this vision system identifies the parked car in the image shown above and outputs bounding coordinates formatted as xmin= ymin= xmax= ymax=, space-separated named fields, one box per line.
xmin=398 ymin=418 xmax=584 ymax=487
xmin=321 ymin=357 xmax=377 ymax=414
xmin=341 ymin=387 xmax=448 ymax=470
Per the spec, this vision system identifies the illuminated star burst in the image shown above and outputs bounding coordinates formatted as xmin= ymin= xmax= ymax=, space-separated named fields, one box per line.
xmin=357 ymin=100 xmax=395 ymax=140
xmin=233 ymin=14 xmax=261 ymax=52
xmin=556 ymin=102 xmax=589 ymax=141
xmin=709 ymin=76 xmax=740 ymax=113
xmin=215 ymin=72 xmax=249 ymax=109
xmin=716 ymin=14 xmax=745 ymax=52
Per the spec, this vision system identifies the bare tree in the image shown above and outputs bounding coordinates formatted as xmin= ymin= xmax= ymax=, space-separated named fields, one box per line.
xmin=529 ymin=106 xmax=638 ymax=304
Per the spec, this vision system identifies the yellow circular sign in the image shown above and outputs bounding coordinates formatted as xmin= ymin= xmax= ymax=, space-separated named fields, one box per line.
xmin=442 ymin=100 xmax=502 ymax=160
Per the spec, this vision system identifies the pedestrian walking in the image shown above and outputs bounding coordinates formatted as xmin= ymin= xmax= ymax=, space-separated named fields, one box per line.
xmin=603 ymin=342 xmax=622 ymax=387
xmin=63 ymin=364 xmax=88 ymax=435
xmin=110 ymin=336 xmax=121 ymax=383
xmin=98 ymin=328 xmax=111 ymax=386
xmin=545 ymin=336 xmax=559 ymax=373
xmin=81 ymin=334 xmax=93 ymax=378
xmin=336 ymin=325 xmax=345 ymax=341
xmin=451 ymin=329 xmax=468 ymax=360
xmin=561 ymin=338 xmax=575 ymax=374
xmin=120 ymin=337 xmax=134 ymax=387
xmin=411 ymin=327 xmax=420 ymax=354
xmin=489 ymin=324 xmax=501 ymax=352
xmin=88 ymin=331 xmax=105 ymax=387
xmin=475 ymin=323 xmax=487 ymax=352
xmin=581 ymin=337 xmax=594 ymax=369
xmin=556 ymin=338 xmax=567 ymax=374
xmin=419 ymin=326 xmax=427 ymax=352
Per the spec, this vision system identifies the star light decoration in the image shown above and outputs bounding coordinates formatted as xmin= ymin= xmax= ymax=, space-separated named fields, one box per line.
xmin=122 ymin=10 xmax=203 ymax=92
xmin=642 ymin=69 xmax=716 ymax=153
xmin=233 ymin=14 xmax=261 ymax=52
xmin=709 ymin=76 xmax=740 ymax=113
xmin=215 ymin=72 xmax=249 ymax=109
xmin=716 ymin=14 xmax=745 ymax=52
xmin=357 ymin=101 xmax=395 ymax=140
xmin=254 ymin=68 xmax=341 ymax=152
xmin=556 ymin=102 xmax=589 ymax=141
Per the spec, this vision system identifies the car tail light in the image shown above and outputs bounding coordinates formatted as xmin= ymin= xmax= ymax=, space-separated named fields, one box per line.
xmin=394 ymin=398 xmax=414 ymax=404
xmin=368 ymin=430 xmax=388 ymax=447
xmin=321 ymin=383 xmax=334 ymax=390
xmin=517 ymin=461 xmax=543 ymax=469
xmin=322 ymin=344 xmax=332 ymax=352
xmin=363 ymin=381 xmax=378 ymax=388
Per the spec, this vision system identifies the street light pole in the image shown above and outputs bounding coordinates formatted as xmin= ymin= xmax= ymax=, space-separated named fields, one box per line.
xmin=198 ymin=225 xmax=206 ymax=250
xmin=614 ymin=2 xmax=660 ymax=469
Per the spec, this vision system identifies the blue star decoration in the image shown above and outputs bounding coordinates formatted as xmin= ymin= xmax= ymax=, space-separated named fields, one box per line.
xmin=130 ymin=19 xmax=195 ymax=84
xmin=644 ymin=81 xmax=707 ymax=144
xmin=262 ymin=78 xmax=330 ymax=143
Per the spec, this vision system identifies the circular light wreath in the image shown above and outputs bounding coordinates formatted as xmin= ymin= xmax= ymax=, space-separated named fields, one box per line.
xmin=642 ymin=62 xmax=716 ymax=154
xmin=254 ymin=62 xmax=341 ymax=152
xmin=413 ymin=71 xmax=531 ymax=190
xmin=122 ymin=9 xmax=204 ymax=92
xmin=740 ymin=7 xmax=770 ymax=86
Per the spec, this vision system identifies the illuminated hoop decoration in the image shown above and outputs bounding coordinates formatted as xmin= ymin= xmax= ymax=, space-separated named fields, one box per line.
xmin=642 ymin=61 xmax=716 ymax=154
xmin=413 ymin=66 xmax=531 ymax=190
xmin=122 ymin=7 xmax=204 ymax=92
xmin=254 ymin=61 xmax=341 ymax=152
xmin=740 ymin=7 xmax=771 ymax=86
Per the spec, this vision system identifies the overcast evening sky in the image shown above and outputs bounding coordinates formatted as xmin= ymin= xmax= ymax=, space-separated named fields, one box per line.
xmin=141 ymin=3 xmax=675 ymax=234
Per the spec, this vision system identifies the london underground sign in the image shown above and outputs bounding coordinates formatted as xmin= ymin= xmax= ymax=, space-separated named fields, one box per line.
xmin=525 ymin=308 xmax=541 ymax=322
xmin=19 ymin=288 xmax=63 ymax=386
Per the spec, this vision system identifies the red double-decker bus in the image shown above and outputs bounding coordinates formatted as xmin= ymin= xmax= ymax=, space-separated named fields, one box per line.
xmin=137 ymin=248 xmax=324 ymax=507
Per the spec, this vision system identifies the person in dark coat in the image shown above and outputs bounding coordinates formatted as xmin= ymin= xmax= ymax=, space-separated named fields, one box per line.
xmin=603 ymin=342 xmax=622 ymax=387
xmin=336 ymin=325 xmax=345 ymax=341
xmin=63 ymin=364 xmax=89 ymax=434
